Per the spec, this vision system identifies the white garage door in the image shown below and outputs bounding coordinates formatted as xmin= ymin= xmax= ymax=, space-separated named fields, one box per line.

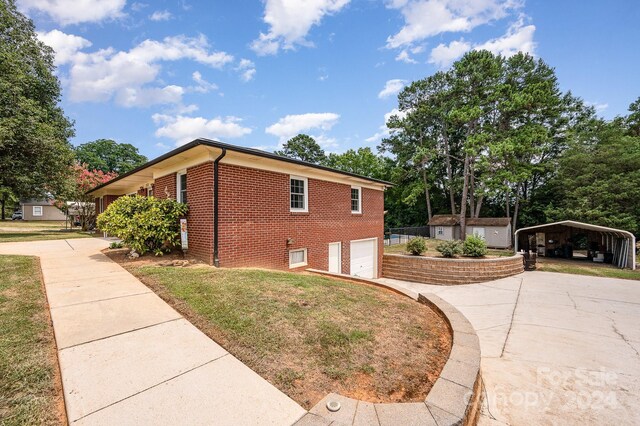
xmin=350 ymin=238 xmax=377 ymax=279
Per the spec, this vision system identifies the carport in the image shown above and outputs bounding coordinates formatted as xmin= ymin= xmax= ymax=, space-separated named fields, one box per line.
xmin=515 ymin=220 xmax=636 ymax=270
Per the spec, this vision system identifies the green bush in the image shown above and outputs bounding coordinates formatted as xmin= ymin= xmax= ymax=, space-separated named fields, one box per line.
xmin=463 ymin=234 xmax=488 ymax=257
xmin=109 ymin=241 xmax=124 ymax=249
xmin=97 ymin=196 xmax=188 ymax=255
xmin=436 ymin=240 xmax=463 ymax=258
xmin=406 ymin=237 xmax=427 ymax=255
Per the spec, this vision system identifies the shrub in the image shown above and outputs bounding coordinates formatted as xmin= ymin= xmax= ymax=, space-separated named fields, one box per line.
xmin=406 ymin=237 xmax=427 ymax=255
xmin=463 ymin=234 xmax=488 ymax=257
xmin=109 ymin=241 xmax=124 ymax=249
xmin=436 ymin=240 xmax=463 ymax=258
xmin=97 ymin=196 xmax=188 ymax=255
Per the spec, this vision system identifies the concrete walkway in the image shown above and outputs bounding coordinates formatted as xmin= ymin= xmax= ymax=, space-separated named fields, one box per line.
xmin=0 ymin=238 xmax=306 ymax=425
xmin=378 ymin=272 xmax=640 ymax=425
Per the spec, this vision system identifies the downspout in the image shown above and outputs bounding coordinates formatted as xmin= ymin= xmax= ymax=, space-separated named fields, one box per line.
xmin=213 ymin=148 xmax=226 ymax=267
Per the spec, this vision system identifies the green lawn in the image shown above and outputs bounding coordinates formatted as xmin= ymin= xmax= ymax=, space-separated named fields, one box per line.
xmin=384 ymin=239 xmax=514 ymax=257
xmin=537 ymin=258 xmax=640 ymax=281
xmin=0 ymin=220 xmax=91 ymax=243
xmin=114 ymin=259 xmax=451 ymax=409
xmin=0 ymin=255 xmax=64 ymax=425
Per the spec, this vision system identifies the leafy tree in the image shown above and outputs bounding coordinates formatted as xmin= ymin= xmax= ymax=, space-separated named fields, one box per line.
xmin=382 ymin=50 xmax=568 ymax=242
xmin=97 ymin=196 xmax=189 ymax=255
xmin=324 ymin=147 xmax=389 ymax=180
xmin=74 ymin=139 xmax=148 ymax=174
xmin=0 ymin=187 xmax=18 ymax=220
xmin=0 ymin=0 xmax=75 ymax=199
xmin=274 ymin=134 xmax=326 ymax=164
xmin=626 ymin=97 xmax=640 ymax=137
xmin=545 ymin=120 xmax=640 ymax=234
xmin=57 ymin=164 xmax=116 ymax=230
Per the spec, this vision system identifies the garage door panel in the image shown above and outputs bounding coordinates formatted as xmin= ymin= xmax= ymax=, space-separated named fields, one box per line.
xmin=350 ymin=239 xmax=376 ymax=279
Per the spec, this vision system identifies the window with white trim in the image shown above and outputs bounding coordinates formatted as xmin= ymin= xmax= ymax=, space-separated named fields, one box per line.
xmin=177 ymin=172 xmax=187 ymax=203
xmin=351 ymin=186 xmax=362 ymax=213
xmin=99 ymin=197 xmax=104 ymax=213
xmin=290 ymin=176 xmax=308 ymax=212
xmin=33 ymin=206 xmax=43 ymax=216
xmin=289 ymin=249 xmax=307 ymax=268
xmin=436 ymin=226 xmax=444 ymax=236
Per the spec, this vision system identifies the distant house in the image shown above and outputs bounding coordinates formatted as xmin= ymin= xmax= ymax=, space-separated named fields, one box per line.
xmin=20 ymin=200 xmax=65 ymax=221
xmin=428 ymin=214 xmax=512 ymax=248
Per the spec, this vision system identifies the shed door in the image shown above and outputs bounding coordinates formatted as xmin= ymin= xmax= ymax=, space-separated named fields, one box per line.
xmin=328 ymin=242 xmax=341 ymax=274
xmin=350 ymin=239 xmax=377 ymax=279
xmin=472 ymin=227 xmax=485 ymax=239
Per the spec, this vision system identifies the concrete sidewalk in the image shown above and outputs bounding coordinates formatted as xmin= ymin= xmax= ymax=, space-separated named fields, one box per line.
xmin=0 ymin=238 xmax=306 ymax=425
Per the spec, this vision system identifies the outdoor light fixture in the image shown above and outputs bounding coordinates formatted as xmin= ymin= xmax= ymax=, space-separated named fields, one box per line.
xmin=287 ymin=238 xmax=294 ymax=245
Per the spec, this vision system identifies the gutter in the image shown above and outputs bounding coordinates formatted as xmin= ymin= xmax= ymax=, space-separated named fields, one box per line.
xmin=213 ymin=148 xmax=226 ymax=267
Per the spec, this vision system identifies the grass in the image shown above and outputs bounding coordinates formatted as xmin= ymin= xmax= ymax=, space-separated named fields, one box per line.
xmin=0 ymin=220 xmax=91 ymax=243
xmin=384 ymin=238 xmax=514 ymax=257
xmin=537 ymin=257 xmax=640 ymax=281
xmin=0 ymin=255 xmax=64 ymax=425
xmin=108 ymin=253 xmax=451 ymax=409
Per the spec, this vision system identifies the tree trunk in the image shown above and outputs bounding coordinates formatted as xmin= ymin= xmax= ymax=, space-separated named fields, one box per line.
xmin=422 ymin=168 xmax=433 ymax=221
xmin=511 ymin=187 xmax=520 ymax=248
xmin=475 ymin=194 xmax=484 ymax=218
xmin=469 ymin=163 xmax=475 ymax=217
xmin=1 ymin=197 xmax=5 ymax=220
xmin=441 ymin=126 xmax=456 ymax=214
xmin=505 ymin=188 xmax=510 ymax=218
xmin=459 ymin=154 xmax=470 ymax=239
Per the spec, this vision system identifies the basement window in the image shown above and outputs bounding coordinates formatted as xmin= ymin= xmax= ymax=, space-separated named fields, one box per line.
xmin=289 ymin=249 xmax=307 ymax=268
xmin=290 ymin=176 xmax=308 ymax=212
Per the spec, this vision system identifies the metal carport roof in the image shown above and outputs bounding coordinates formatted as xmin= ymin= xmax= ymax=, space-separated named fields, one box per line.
xmin=515 ymin=220 xmax=636 ymax=270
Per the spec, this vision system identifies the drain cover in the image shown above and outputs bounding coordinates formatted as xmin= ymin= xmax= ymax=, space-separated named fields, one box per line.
xmin=326 ymin=400 xmax=341 ymax=412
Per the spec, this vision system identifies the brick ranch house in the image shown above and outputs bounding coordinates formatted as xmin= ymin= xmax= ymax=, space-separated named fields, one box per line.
xmin=88 ymin=139 xmax=391 ymax=279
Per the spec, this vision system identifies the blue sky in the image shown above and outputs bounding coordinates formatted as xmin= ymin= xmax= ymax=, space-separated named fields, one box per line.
xmin=19 ymin=0 xmax=640 ymax=159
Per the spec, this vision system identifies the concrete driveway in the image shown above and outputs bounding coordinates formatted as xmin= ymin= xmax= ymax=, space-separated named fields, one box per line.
xmin=379 ymin=272 xmax=640 ymax=425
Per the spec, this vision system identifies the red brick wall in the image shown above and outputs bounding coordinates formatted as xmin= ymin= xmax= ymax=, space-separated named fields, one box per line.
xmin=154 ymin=173 xmax=176 ymax=200
xmin=185 ymin=162 xmax=214 ymax=264
xmin=217 ymin=163 xmax=385 ymax=276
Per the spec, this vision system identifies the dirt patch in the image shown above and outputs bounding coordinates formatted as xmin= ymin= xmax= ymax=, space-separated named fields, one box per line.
xmin=104 ymin=250 xmax=452 ymax=409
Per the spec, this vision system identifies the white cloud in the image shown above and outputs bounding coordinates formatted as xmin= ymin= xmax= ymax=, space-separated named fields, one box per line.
xmin=191 ymin=71 xmax=218 ymax=93
xmin=153 ymin=114 xmax=252 ymax=146
xmin=426 ymin=18 xmax=535 ymax=69
xmin=36 ymin=29 xmax=92 ymax=66
xmin=131 ymin=2 xmax=148 ymax=12
xmin=235 ymin=59 xmax=256 ymax=82
xmin=251 ymin=0 xmax=350 ymax=55
xmin=116 ymin=85 xmax=184 ymax=108
xmin=378 ymin=79 xmax=406 ymax=99
xmin=475 ymin=17 xmax=535 ymax=57
xmin=149 ymin=10 xmax=172 ymax=21
xmin=55 ymin=33 xmax=233 ymax=107
xmin=265 ymin=112 xmax=340 ymax=142
xmin=386 ymin=0 xmax=519 ymax=49
xmin=395 ymin=49 xmax=417 ymax=64
xmin=586 ymin=101 xmax=609 ymax=113
xmin=428 ymin=39 xmax=471 ymax=67
xmin=18 ymin=0 xmax=126 ymax=25
xmin=366 ymin=108 xmax=408 ymax=143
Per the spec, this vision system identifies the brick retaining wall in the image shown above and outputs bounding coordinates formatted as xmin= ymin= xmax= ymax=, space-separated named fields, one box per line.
xmin=383 ymin=253 xmax=524 ymax=285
